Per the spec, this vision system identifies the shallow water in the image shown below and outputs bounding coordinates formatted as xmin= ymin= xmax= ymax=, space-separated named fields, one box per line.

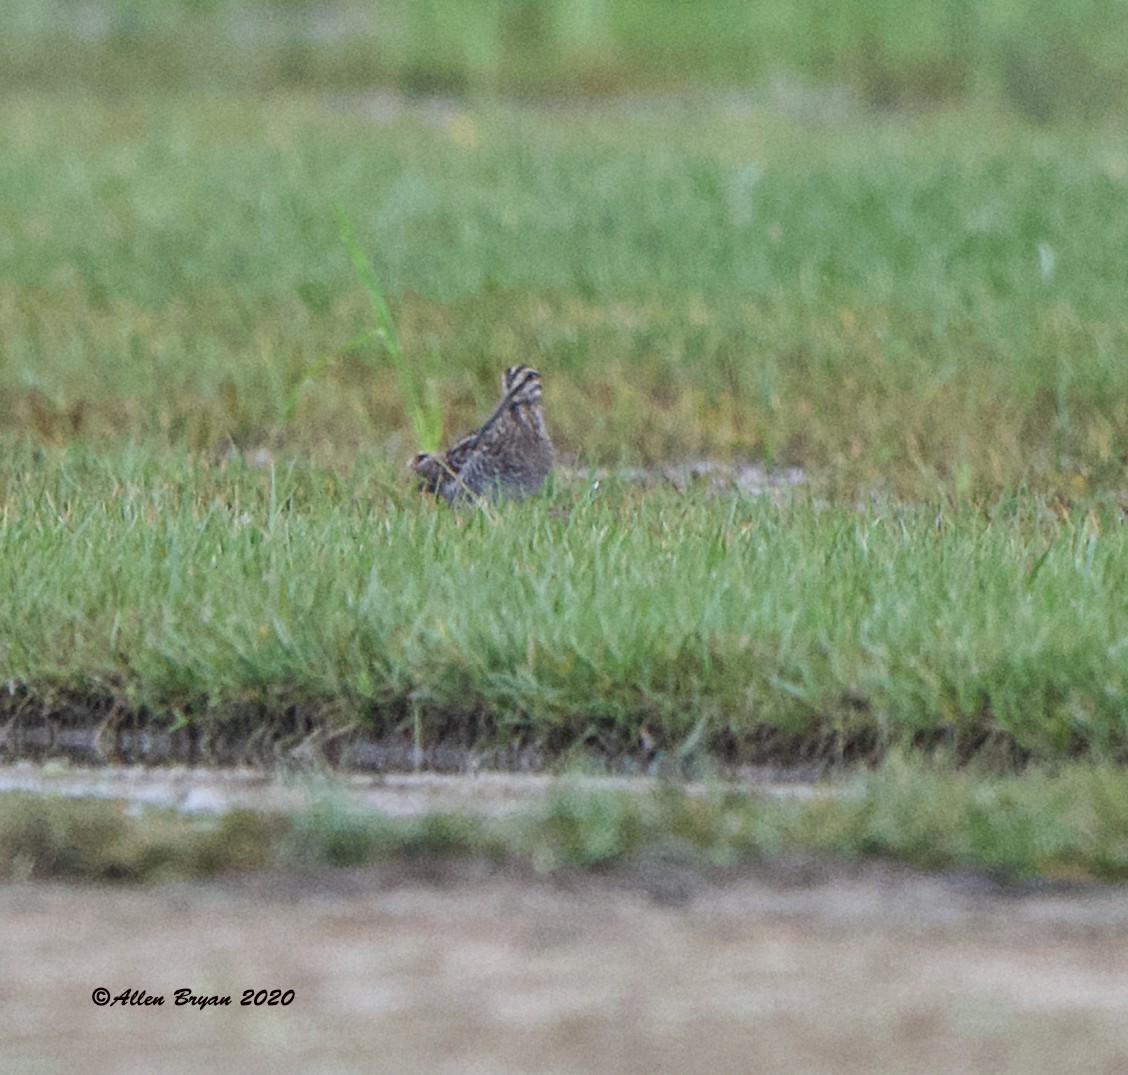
xmin=0 ymin=762 xmax=829 ymax=819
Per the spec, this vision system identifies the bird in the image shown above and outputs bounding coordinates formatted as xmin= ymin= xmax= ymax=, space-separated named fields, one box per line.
xmin=412 ymin=365 xmax=553 ymax=503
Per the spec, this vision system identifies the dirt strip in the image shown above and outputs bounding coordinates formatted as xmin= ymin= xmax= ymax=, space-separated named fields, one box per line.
xmin=2 ymin=861 xmax=1127 ymax=1075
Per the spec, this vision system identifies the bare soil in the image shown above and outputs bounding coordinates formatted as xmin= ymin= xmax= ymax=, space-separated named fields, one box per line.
xmin=3 ymin=857 xmax=1128 ymax=1074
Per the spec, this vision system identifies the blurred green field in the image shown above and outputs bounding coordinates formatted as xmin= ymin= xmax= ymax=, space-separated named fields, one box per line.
xmin=2 ymin=4 xmax=1128 ymax=774
xmin=4 ymin=0 xmax=1127 ymax=121
xmin=3 ymin=94 xmax=1128 ymax=498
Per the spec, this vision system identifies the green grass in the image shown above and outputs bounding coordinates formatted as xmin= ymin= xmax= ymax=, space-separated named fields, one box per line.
xmin=2 ymin=47 xmax=1128 ymax=778
xmin=332 ymin=202 xmax=442 ymax=453
xmin=1 ymin=446 xmax=1126 ymax=764
xmin=2 ymin=95 xmax=1128 ymax=497
xmin=4 ymin=759 xmax=1128 ymax=883
xmin=3 ymin=0 xmax=1126 ymax=120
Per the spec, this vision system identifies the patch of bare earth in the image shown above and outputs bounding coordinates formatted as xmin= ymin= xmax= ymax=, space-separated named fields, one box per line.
xmin=3 ymin=859 xmax=1127 ymax=1074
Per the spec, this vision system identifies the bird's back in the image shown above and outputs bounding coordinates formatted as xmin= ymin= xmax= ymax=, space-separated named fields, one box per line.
xmin=412 ymin=365 xmax=552 ymax=503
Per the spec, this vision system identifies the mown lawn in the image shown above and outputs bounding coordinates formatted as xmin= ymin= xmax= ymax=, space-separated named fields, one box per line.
xmin=1 ymin=446 xmax=1126 ymax=765
xmin=2 ymin=9 xmax=1127 ymax=885
xmin=0 ymin=39 xmax=1127 ymax=774
xmin=3 ymin=93 xmax=1128 ymax=496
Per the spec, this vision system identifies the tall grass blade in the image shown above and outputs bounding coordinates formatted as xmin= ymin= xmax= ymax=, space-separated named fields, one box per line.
xmin=333 ymin=202 xmax=442 ymax=453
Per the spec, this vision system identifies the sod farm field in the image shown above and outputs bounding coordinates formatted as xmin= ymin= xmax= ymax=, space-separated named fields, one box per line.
xmin=3 ymin=88 xmax=1128 ymax=739
xmin=3 ymin=48 xmax=1128 ymax=882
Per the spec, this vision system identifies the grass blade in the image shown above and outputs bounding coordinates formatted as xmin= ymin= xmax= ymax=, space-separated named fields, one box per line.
xmin=333 ymin=202 xmax=442 ymax=452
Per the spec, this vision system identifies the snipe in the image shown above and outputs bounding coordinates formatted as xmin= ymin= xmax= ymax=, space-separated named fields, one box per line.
xmin=412 ymin=365 xmax=553 ymax=503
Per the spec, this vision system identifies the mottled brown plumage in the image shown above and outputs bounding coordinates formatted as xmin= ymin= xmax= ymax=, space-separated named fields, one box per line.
xmin=412 ymin=365 xmax=552 ymax=503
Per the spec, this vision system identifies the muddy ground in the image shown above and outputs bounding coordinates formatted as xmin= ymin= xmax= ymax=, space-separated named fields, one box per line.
xmin=2 ymin=768 xmax=1127 ymax=1074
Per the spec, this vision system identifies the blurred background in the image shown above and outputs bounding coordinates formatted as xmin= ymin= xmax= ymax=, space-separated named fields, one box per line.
xmin=3 ymin=1 xmax=1127 ymax=491
xmin=3 ymin=0 xmax=1126 ymax=121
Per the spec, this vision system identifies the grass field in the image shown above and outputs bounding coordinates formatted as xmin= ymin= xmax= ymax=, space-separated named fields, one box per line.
xmin=3 ymin=6 xmax=1128 ymax=882
xmin=3 ymin=91 xmax=1128 ymax=760
xmin=4 ymin=94 xmax=1128 ymax=495
xmin=1 ymin=447 xmax=1127 ymax=765
xmin=5 ymin=0 xmax=1127 ymax=120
